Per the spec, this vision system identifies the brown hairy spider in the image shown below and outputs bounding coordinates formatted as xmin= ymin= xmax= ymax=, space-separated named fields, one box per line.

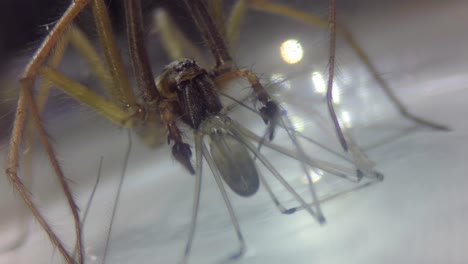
xmin=158 ymin=58 xmax=278 ymax=173
xmin=4 ymin=1 xmax=311 ymax=262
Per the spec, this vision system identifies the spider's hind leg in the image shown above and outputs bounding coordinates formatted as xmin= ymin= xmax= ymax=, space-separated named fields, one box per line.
xmin=242 ymin=0 xmax=449 ymax=133
xmin=5 ymin=1 xmax=92 ymax=263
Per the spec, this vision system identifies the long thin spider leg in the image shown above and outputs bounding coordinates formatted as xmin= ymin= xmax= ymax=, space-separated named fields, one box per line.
xmin=68 ymin=18 xmax=165 ymax=147
xmin=221 ymin=1 xmax=378 ymax=171
xmin=102 ymin=131 xmax=133 ymax=264
xmin=25 ymin=86 xmax=85 ymax=264
xmin=184 ymin=0 xmax=233 ymax=72
xmin=206 ymin=0 xmax=227 ymax=39
xmin=91 ymin=0 xmax=136 ymax=107
xmin=20 ymin=0 xmax=90 ymax=84
xmin=224 ymin=91 xmax=379 ymax=208
xmin=270 ymin=178 xmax=382 ymax=215
xmin=201 ymin=143 xmax=246 ymax=261
xmin=6 ymin=89 xmax=78 ymax=264
xmin=39 ymin=66 xmax=134 ymax=126
xmin=252 ymin=121 xmax=316 ymax=213
xmin=215 ymin=69 xmax=278 ymax=139
xmin=236 ymin=123 xmax=367 ymax=181
xmin=227 ymin=123 xmax=326 ymax=224
xmin=257 ymin=159 xmax=377 ymax=216
xmin=159 ymin=100 xmax=195 ymax=174
xmin=180 ymin=134 xmax=204 ymax=264
xmin=7 ymin=2 xmax=91 ymax=260
xmin=219 ymin=75 xmax=336 ymax=139
xmin=257 ymin=169 xmax=296 ymax=214
xmin=125 ymin=0 xmax=174 ymax=148
xmin=219 ymin=92 xmax=352 ymax=164
xmin=226 ymin=0 xmax=248 ymax=49
xmin=325 ymin=0 xmax=349 ymax=151
xmin=152 ymin=9 xmax=207 ymax=65
xmin=124 ymin=0 xmax=161 ymax=108
xmin=220 ymin=85 xmax=356 ymax=167
xmin=81 ymin=157 xmax=104 ymax=230
xmin=279 ymin=112 xmax=325 ymax=218
xmin=36 ymin=31 xmax=71 ymax=111
xmin=3 ymin=27 xmax=72 ymax=254
xmin=72 ymin=156 xmax=104 ymax=260
xmin=67 ymin=24 xmax=114 ymax=96
xmin=339 ymin=28 xmax=450 ymax=131
xmin=246 ymin=0 xmax=449 ymax=131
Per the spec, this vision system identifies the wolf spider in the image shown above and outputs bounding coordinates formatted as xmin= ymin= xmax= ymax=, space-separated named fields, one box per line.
xmin=2 ymin=0 xmax=446 ymax=263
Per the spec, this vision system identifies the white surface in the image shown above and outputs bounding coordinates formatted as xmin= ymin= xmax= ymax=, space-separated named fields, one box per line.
xmin=1 ymin=1 xmax=468 ymax=264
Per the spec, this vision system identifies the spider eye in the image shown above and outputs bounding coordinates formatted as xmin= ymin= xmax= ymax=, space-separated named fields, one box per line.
xmin=175 ymin=59 xmax=196 ymax=72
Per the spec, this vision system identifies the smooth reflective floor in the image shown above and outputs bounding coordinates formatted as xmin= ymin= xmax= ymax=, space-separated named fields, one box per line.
xmin=1 ymin=1 xmax=467 ymax=264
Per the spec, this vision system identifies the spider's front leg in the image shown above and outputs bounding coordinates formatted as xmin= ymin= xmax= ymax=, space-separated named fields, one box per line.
xmin=127 ymin=0 xmax=196 ymax=174
xmin=184 ymin=0 xmax=233 ymax=73
xmin=184 ymin=0 xmax=279 ymax=139
xmin=214 ymin=69 xmax=279 ymax=140
xmin=159 ymin=100 xmax=195 ymax=174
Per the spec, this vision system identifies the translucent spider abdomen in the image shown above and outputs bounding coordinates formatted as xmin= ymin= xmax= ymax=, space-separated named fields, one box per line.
xmin=209 ymin=129 xmax=260 ymax=196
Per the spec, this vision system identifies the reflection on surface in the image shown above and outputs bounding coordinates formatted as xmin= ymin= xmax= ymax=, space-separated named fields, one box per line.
xmin=310 ymin=71 xmax=341 ymax=103
xmin=280 ymin=39 xmax=303 ymax=64
xmin=311 ymin=71 xmax=326 ymax=94
xmin=288 ymin=115 xmax=305 ymax=132
xmin=270 ymin=73 xmax=291 ymax=90
xmin=332 ymin=83 xmax=341 ymax=104
xmin=301 ymin=169 xmax=323 ymax=184
xmin=341 ymin=110 xmax=352 ymax=128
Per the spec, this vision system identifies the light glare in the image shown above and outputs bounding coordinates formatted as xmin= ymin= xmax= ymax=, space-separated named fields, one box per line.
xmin=312 ymin=72 xmax=326 ymax=94
xmin=280 ymin=39 xmax=303 ymax=64
xmin=332 ymin=84 xmax=341 ymax=104
xmin=312 ymin=71 xmax=341 ymax=103
xmin=341 ymin=111 xmax=352 ymax=128
xmin=271 ymin=73 xmax=291 ymax=90
xmin=289 ymin=115 xmax=305 ymax=132
xmin=301 ymin=169 xmax=323 ymax=184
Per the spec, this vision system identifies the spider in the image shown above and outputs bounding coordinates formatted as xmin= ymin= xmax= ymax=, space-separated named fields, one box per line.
xmin=2 ymin=0 xmax=445 ymax=263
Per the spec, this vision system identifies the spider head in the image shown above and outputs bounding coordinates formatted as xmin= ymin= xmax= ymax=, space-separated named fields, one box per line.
xmin=174 ymin=59 xmax=197 ymax=72
xmin=170 ymin=59 xmax=204 ymax=84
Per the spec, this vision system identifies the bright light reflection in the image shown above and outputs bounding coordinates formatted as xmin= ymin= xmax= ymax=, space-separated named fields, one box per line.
xmin=85 ymin=247 xmax=98 ymax=262
xmin=311 ymin=71 xmax=341 ymax=103
xmin=311 ymin=71 xmax=326 ymax=94
xmin=332 ymin=84 xmax=341 ymax=104
xmin=280 ymin=39 xmax=303 ymax=64
xmin=301 ymin=169 xmax=323 ymax=184
xmin=270 ymin=73 xmax=291 ymax=90
xmin=289 ymin=115 xmax=305 ymax=132
xmin=341 ymin=110 xmax=352 ymax=128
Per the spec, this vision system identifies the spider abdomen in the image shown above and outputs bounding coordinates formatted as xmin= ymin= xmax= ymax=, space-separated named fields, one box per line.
xmin=209 ymin=130 xmax=260 ymax=197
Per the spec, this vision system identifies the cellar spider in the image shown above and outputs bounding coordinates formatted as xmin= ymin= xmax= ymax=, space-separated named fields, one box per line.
xmin=2 ymin=0 xmax=446 ymax=263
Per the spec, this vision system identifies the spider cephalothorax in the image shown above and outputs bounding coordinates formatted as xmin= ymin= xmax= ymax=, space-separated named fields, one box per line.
xmin=166 ymin=59 xmax=224 ymax=129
